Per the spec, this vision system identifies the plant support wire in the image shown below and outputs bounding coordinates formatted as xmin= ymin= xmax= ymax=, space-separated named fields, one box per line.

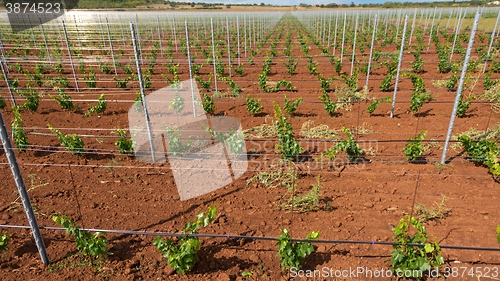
xmin=1 ymin=224 xmax=499 ymax=253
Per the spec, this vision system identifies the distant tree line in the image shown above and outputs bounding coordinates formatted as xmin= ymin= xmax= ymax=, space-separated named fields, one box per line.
xmin=75 ymin=0 xmax=165 ymax=9
xmin=0 ymin=0 xmax=488 ymax=10
xmin=316 ymin=0 xmax=489 ymax=8
xmin=67 ymin=0 xmax=269 ymax=9
xmin=24 ymin=0 xmax=228 ymax=9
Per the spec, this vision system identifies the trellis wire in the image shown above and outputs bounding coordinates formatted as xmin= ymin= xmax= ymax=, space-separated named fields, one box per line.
xmin=0 ymin=12 xmax=500 ymax=262
xmin=0 ymin=153 xmax=490 ymax=177
xmin=156 ymin=15 xmax=163 ymax=58
xmin=426 ymin=8 xmax=433 ymax=29
xmin=449 ymin=8 xmax=464 ymax=61
xmin=408 ymin=9 xmax=417 ymax=46
xmin=171 ymin=15 xmax=178 ymax=52
xmin=383 ymin=12 xmax=389 ymax=38
xmin=120 ymin=16 xmax=126 ymax=48
xmin=56 ymin=19 xmax=64 ymax=47
xmin=105 ymin=17 xmax=118 ymax=75
xmin=98 ymin=16 xmax=107 ymax=52
xmin=1 ymin=224 xmax=499 ymax=252
xmin=0 ymin=36 xmax=9 ymax=76
xmin=195 ymin=16 xmax=199 ymax=39
xmin=483 ymin=10 xmax=500 ymax=73
xmin=441 ymin=12 xmax=482 ymax=165
xmin=61 ymin=20 xmax=79 ymax=92
xmin=422 ymin=9 xmax=429 ymax=30
xmin=435 ymin=8 xmax=443 ymax=39
xmin=426 ymin=8 xmax=437 ymax=53
xmin=39 ymin=20 xmax=51 ymax=64
xmin=360 ymin=12 xmax=365 ymax=33
xmin=73 ymin=15 xmax=82 ymax=51
xmin=395 ymin=10 xmax=401 ymax=39
xmin=0 ymin=11 xmax=500 ymax=158
xmin=445 ymin=8 xmax=453 ymax=30
xmin=134 ymin=14 xmax=143 ymax=65
xmin=0 ymin=40 xmax=15 ymax=106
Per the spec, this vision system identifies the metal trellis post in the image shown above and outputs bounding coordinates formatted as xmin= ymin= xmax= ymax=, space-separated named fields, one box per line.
xmin=441 ymin=12 xmax=481 ymax=164
xmin=390 ymin=15 xmax=409 ymax=119
xmin=106 ymin=17 xmax=118 ymax=75
xmin=350 ymin=13 xmax=359 ymax=76
xmin=366 ymin=14 xmax=378 ymax=88
xmin=185 ymin=20 xmax=196 ymax=118
xmin=0 ymin=111 xmax=49 ymax=265
xmin=211 ymin=18 xmax=218 ymax=93
xmin=130 ymin=22 xmax=155 ymax=163
xmin=61 ymin=20 xmax=79 ymax=92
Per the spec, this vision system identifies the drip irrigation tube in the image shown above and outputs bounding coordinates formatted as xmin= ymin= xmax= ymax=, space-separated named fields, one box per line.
xmin=1 ymin=224 xmax=499 ymax=252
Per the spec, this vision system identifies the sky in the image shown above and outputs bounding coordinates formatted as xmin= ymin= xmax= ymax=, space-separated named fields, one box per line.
xmin=182 ymin=0 xmax=448 ymax=5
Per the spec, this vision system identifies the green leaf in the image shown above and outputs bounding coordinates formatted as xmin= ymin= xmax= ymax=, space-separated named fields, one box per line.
xmin=52 ymin=214 xmax=107 ymax=257
xmin=389 ymin=215 xmax=443 ymax=277
xmin=436 ymin=255 xmax=444 ymax=265
xmin=424 ymin=243 xmax=434 ymax=253
xmin=0 ymin=232 xmax=11 ymax=251
xmin=497 ymin=226 xmax=500 ymax=244
xmin=154 ymin=206 xmax=216 ymax=274
xmin=276 ymin=228 xmax=318 ymax=271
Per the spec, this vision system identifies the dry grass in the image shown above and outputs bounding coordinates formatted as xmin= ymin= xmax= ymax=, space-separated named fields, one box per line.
xmin=354 ymin=122 xmax=374 ymax=135
xmin=455 ymin=123 xmax=500 ymax=141
xmin=450 ymin=123 xmax=500 ymax=150
xmin=412 ymin=195 xmax=451 ymax=223
xmin=243 ymin=124 xmax=277 ymax=138
xmin=300 ymin=120 xmax=339 ymax=139
xmin=336 ymin=85 xmax=370 ymax=111
xmin=478 ymin=84 xmax=500 ymax=113
xmin=432 ymin=79 xmax=448 ymax=88
xmin=435 ymin=17 xmax=498 ymax=32
xmin=247 ymin=160 xmax=298 ymax=190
